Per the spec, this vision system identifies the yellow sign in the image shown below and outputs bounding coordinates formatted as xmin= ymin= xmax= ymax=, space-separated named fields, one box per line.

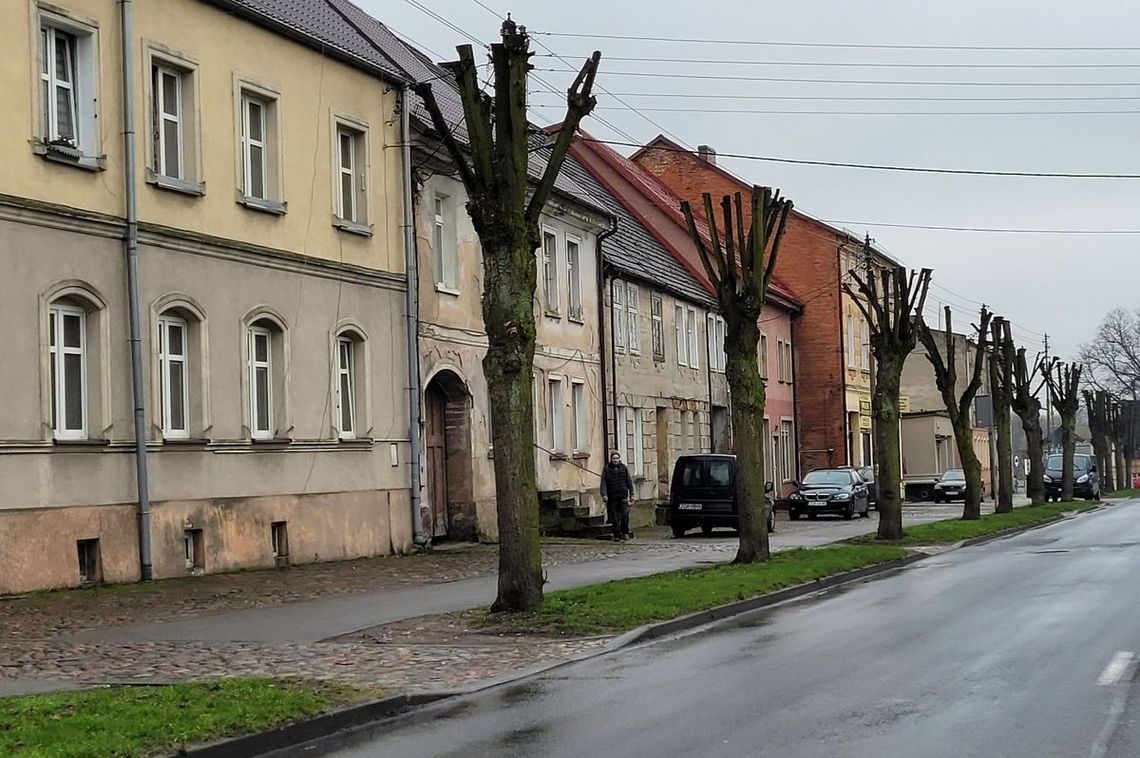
xmin=859 ymin=415 xmax=873 ymax=430
xmin=900 ymin=396 xmax=911 ymax=413
xmin=859 ymin=399 xmax=872 ymax=415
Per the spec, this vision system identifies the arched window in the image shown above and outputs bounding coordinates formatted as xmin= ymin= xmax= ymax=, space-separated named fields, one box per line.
xmin=154 ymin=298 xmax=206 ymax=440
xmin=334 ymin=327 xmax=366 ymax=440
xmin=45 ymin=284 xmax=106 ymax=441
xmin=244 ymin=311 xmax=288 ymax=440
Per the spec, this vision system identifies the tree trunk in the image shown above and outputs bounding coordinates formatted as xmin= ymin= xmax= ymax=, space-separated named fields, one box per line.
xmin=482 ymin=237 xmax=544 ymax=612
xmin=994 ymin=405 xmax=1013 ymax=513
xmin=953 ymin=419 xmax=985 ymax=519
xmin=874 ymin=361 xmax=905 ymax=540
xmin=1091 ymin=435 xmax=1112 ymax=493
xmin=1117 ymin=447 xmax=1129 ymax=492
xmin=1020 ymin=412 xmax=1046 ymax=505
xmin=725 ymin=316 xmax=770 ymax=563
xmin=1060 ymin=415 xmax=1076 ymax=502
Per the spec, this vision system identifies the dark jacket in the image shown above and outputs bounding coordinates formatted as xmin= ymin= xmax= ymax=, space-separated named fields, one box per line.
xmin=601 ymin=461 xmax=634 ymax=500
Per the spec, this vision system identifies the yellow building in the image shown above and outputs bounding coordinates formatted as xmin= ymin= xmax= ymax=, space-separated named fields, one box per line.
xmin=0 ymin=0 xmax=417 ymax=593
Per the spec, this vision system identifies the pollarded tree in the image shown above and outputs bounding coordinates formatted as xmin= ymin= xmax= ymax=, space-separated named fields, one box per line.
xmin=681 ymin=189 xmax=792 ymax=563
xmin=918 ymin=305 xmax=994 ymax=520
xmin=1084 ymin=389 xmax=1116 ymax=492
xmin=844 ymin=267 xmax=932 ymax=540
xmin=1012 ymin=347 xmax=1047 ymax=505
xmin=988 ymin=318 xmax=1015 ymax=514
xmin=1043 ymin=360 xmax=1082 ymax=502
xmin=414 ymin=20 xmax=601 ymax=612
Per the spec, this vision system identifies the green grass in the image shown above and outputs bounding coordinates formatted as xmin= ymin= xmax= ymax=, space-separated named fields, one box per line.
xmin=475 ymin=544 xmax=907 ymax=636
xmin=1110 ymin=488 xmax=1140 ymax=499
xmin=0 ymin=678 xmax=367 ymax=758
xmin=850 ymin=501 xmax=1096 ymax=547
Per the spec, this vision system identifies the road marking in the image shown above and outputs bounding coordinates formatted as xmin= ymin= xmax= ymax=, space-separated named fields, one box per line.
xmin=1097 ymin=651 xmax=1135 ymax=686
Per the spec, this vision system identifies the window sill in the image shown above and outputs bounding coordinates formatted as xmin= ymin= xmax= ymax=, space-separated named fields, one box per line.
xmin=237 ymin=195 xmax=287 ymax=215
xmin=549 ymin=452 xmax=570 ymax=461
xmin=53 ymin=437 xmax=109 ymax=447
xmin=147 ymin=171 xmax=206 ymax=197
xmin=572 ymin=451 xmax=590 ymax=460
xmin=568 ymin=309 xmax=585 ymax=324
xmin=435 ymin=284 xmax=461 ymax=297
xmin=337 ymin=437 xmax=374 ymax=447
xmin=332 ymin=217 xmax=373 ymax=236
xmin=251 ymin=436 xmax=293 ymax=445
xmin=544 ymin=309 xmax=562 ymax=320
xmin=162 ymin=437 xmax=211 ymax=446
xmin=33 ymin=143 xmax=106 ymax=172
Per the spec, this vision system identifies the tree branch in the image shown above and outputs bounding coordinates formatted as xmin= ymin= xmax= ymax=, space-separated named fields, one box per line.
xmin=681 ymin=200 xmax=723 ymax=295
xmin=413 ymin=80 xmax=478 ymax=195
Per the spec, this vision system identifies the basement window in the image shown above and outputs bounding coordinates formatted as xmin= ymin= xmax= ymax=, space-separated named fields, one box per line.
xmin=271 ymin=521 xmax=289 ymax=565
xmin=183 ymin=529 xmax=204 ymax=572
xmin=76 ymin=539 xmax=101 ymax=584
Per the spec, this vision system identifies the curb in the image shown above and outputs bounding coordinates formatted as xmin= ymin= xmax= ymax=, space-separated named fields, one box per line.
xmin=184 ymin=502 xmax=1112 ymax=757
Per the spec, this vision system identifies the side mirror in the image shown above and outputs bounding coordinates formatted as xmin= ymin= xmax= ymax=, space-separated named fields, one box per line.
xmin=791 ymin=480 xmax=799 ymax=488
xmin=764 ymin=481 xmax=775 ymax=493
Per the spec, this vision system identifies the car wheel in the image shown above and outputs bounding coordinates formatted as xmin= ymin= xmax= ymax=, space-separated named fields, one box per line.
xmin=808 ymin=512 xmax=818 ymax=520
xmin=671 ymin=523 xmax=687 ymax=538
xmin=843 ymin=503 xmax=855 ymax=520
xmin=790 ymin=510 xmax=801 ymax=521
xmin=701 ymin=523 xmax=714 ymax=537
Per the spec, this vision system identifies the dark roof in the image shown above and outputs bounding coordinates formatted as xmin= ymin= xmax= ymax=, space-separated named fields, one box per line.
xmin=558 ymin=155 xmax=715 ymax=307
xmin=207 ymin=0 xmax=407 ymax=83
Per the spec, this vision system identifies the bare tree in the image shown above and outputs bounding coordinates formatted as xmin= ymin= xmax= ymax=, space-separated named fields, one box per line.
xmin=1079 ymin=307 xmax=1140 ymax=400
xmin=1109 ymin=400 xmax=1137 ymax=491
xmin=414 ymin=20 xmax=601 ymax=612
xmin=1012 ymin=347 xmax=1047 ymax=505
xmin=844 ymin=268 xmax=932 ymax=539
xmin=681 ymin=188 xmax=792 ymax=563
xmin=988 ymin=318 xmax=1015 ymax=514
xmin=1084 ymin=389 xmax=1116 ymax=492
xmin=1043 ymin=360 xmax=1082 ymax=502
xmin=918 ymin=306 xmax=994 ymax=520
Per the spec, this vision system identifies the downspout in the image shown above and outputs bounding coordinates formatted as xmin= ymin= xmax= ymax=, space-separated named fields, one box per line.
xmin=705 ymin=305 xmax=713 ymax=453
xmin=120 ymin=0 xmax=152 ymax=580
xmin=596 ymin=220 xmax=616 ymax=457
xmin=401 ymin=86 xmax=426 ymax=548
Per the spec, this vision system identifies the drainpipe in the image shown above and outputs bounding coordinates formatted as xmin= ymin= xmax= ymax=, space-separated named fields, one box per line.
xmin=119 ymin=0 xmax=152 ymax=580
xmin=400 ymin=86 xmax=426 ymax=548
xmin=596 ymin=221 xmax=616 ymax=457
xmin=705 ymin=306 xmax=714 ymax=453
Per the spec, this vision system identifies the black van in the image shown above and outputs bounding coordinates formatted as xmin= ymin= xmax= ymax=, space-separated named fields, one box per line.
xmin=667 ymin=454 xmax=774 ymax=538
xmin=1044 ymin=453 xmax=1101 ymax=501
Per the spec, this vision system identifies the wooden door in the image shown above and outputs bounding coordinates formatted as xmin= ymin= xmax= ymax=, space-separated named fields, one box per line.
xmin=425 ymin=386 xmax=449 ymax=539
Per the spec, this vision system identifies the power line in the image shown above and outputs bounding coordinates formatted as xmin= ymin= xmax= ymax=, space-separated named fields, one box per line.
xmin=578 ymin=137 xmax=1140 ymax=179
xmin=531 ymin=31 xmax=1140 ymax=53
xmin=823 ymin=219 xmax=1140 ymax=233
xmin=530 ymin=103 xmax=1140 ymax=117
xmin=398 ymin=0 xmax=486 ymax=48
xmin=530 ymin=91 xmax=1140 ymax=102
xmin=539 ymin=54 xmax=1140 ymax=70
xmin=537 ymin=67 xmax=1140 ymax=87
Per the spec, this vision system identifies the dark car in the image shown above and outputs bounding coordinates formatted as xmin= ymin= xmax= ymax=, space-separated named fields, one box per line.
xmin=843 ymin=465 xmax=878 ymax=509
xmin=933 ymin=469 xmax=967 ymax=503
xmin=787 ymin=468 xmax=871 ymax=520
xmin=668 ymin=454 xmax=774 ymax=538
xmin=1044 ymin=454 xmax=1101 ymax=501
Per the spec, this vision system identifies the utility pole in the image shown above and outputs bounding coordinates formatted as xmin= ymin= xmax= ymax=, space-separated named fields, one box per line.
xmin=1043 ymin=333 xmax=1054 ymax=454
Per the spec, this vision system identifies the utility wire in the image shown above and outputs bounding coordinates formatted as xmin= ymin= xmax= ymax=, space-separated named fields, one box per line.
xmin=823 ymin=219 xmax=1140 ymax=233
xmin=530 ymin=103 xmax=1140 ymax=116
xmin=537 ymin=68 xmax=1140 ymax=87
xmin=537 ymin=54 xmax=1140 ymax=70
xmin=531 ymin=91 xmax=1140 ymax=102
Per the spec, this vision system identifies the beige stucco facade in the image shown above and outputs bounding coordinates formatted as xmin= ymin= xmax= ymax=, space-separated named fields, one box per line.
xmin=0 ymin=0 xmax=413 ymax=594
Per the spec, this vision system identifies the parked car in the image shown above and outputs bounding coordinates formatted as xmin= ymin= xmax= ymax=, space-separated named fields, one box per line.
xmin=667 ymin=454 xmax=774 ymax=538
xmin=933 ymin=469 xmax=967 ymax=503
xmin=840 ymin=465 xmax=879 ymax=509
xmin=1044 ymin=454 xmax=1101 ymax=501
xmin=787 ymin=468 xmax=871 ymax=520
xmin=1133 ymin=473 xmax=1140 ymax=489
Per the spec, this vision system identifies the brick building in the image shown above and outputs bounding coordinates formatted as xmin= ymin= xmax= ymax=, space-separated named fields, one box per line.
xmin=633 ymin=136 xmax=898 ymax=474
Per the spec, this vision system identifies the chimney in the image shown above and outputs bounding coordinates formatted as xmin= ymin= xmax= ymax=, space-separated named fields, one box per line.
xmin=697 ymin=145 xmax=716 ymax=165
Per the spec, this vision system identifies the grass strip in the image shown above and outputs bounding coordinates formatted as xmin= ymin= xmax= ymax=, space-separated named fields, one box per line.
xmin=474 ymin=544 xmax=906 ymax=636
xmin=1109 ymin=488 xmax=1140 ymax=499
xmin=0 ymin=678 xmax=365 ymax=758
xmin=850 ymin=501 xmax=1096 ymax=547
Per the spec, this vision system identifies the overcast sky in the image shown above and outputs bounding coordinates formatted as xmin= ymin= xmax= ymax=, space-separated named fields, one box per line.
xmin=362 ymin=0 xmax=1140 ymax=359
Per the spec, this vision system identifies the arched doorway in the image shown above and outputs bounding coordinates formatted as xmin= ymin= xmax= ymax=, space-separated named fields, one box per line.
xmin=424 ymin=370 xmax=476 ymax=541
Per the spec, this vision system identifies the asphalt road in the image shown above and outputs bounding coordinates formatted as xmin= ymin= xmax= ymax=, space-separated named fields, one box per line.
xmin=327 ymin=501 xmax=1140 ymax=758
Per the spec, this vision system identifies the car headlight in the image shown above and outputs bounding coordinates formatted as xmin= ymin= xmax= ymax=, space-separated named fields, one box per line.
xmin=790 ymin=493 xmax=803 ymax=500
xmin=1043 ymin=475 xmax=1052 ymax=483
xmin=833 ymin=493 xmax=851 ymax=501
xmin=1077 ymin=474 xmax=1089 ymax=484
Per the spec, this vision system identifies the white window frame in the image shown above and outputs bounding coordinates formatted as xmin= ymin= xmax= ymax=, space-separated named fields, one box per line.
xmin=626 ymin=283 xmax=641 ymax=355
xmin=542 ymin=229 xmax=560 ymax=315
xmin=759 ymin=333 xmax=769 ymax=380
xmin=158 ymin=315 xmax=190 ymax=440
xmin=41 ymin=27 xmax=79 ymax=147
xmin=49 ymin=303 xmax=87 ymax=440
xmin=432 ymin=193 xmax=458 ymax=291
xmin=651 ymin=294 xmax=665 ymax=361
xmin=846 ymin=314 xmax=856 ymax=368
xmin=675 ymin=304 xmax=686 ymax=366
xmin=548 ymin=376 xmax=564 ymax=453
xmin=567 ymin=236 xmax=582 ymax=320
xmin=152 ymin=63 xmax=184 ymax=180
xmin=335 ymin=336 xmax=356 ymax=440
xmin=241 ymin=92 xmax=268 ymax=200
xmin=619 ymin=406 xmax=644 ymax=476
xmin=613 ymin=280 xmax=626 ymax=353
xmin=707 ymin=314 xmax=727 ymax=373
xmin=861 ymin=316 xmax=871 ymax=369
xmin=336 ymin=126 xmax=357 ymax=222
xmin=686 ymin=307 xmax=700 ymax=370
xmin=571 ymin=380 xmax=586 ymax=453
xmin=781 ymin=420 xmax=795 ymax=483
xmin=248 ymin=326 xmax=273 ymax=439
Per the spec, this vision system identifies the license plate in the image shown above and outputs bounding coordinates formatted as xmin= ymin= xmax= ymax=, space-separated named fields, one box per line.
xmin=678 ymin=503 xmax=702 ymax=510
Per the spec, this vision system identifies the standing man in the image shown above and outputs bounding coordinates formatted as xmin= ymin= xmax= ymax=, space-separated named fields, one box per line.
xmin=601 ymin=451 xmax=635 ymax=541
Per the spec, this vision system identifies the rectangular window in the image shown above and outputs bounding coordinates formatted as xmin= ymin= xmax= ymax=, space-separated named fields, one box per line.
xmin=626 ymin=283 xmax=640 ymax=355
xmin=763 ymin=419 xmax=774 ymax=484
xmin=40 ymin=26 xmax=78 ymax=145
xmin=336 ymin=337 xmax=356 ymax=439
xmin=432 ymin=194 xmax=458 ymax=290
xmin=707 ymin=315 xmax=727 ymax=373
xmin=548 ymin=377 xmax=563 ymax=453
xmin=785 ymin=341 xmax=795 ymax=383
xmin=184 ymin=529 xmax=204 ymax=571
xmin=76 ymin=538 xmax=100 ymax=584
xmin=271 ymin=521 xmax=289 ymax=559
xmin=620 ymin=407 xmax=644 ymax=476
xmin=846 ymin=314 xmax=856 ymax=368
xmin=152 ymin=64 xmax=184 ymax=179
xmin=567 ymin=238 xmax=582 ymax=319
xmin=861 ymin=317 xmax=871 ymax=369
xmin=571 ymin=380 xmax=586 ymax=452
xmin=335 ymin=123 xmax=368 ymax=225
xmin=241 ymin=94 xmax=267 ymax=199
xmin=759 ymin=334 xmax=769 ymax=380
xmin=248 ymin=327 xmax=273 ymax=438
xmin=49 ymin=304 xmax=86 ymax=440
xmin=651 ymin=294 xmax=665 ymax=361
xmin=543 ymin=230 xmax=559 ymax=314
xmin=613 ymin=280 xmax=626 ymax=353
xmin=686 ymin=307 xmax=700 ymax=369
xmin=675 ymin=304 xmax=686 ymax=366
xmin=158 ymin=316 xmax=189 ymax=439
xmin=781 ymin=420 xmax=795 ymax=482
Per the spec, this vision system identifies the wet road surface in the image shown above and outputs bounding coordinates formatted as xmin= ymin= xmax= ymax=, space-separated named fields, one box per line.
xmin=327 ymin=501 xmax=1140 ymax=758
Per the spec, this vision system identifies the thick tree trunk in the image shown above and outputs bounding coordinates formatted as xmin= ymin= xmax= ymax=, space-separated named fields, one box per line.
xmin=994 ymin=406 xmax=1014 ymax=513
xmin=1117 ymin=447 xmax=1129 ymax=492
xmin=874 ymin=362 xmax=905 ymax=540
xmin=1091 ymin=435 xmax=1112 ymax=493
xmin=954 ymin=419 xmax=985 ymax=519
xmin=482 ymin=238 xmax=543 ymax=613
xmin=1020 ymin=412 xmax=1046 ymax=505
xmin=1060 ymin=416 xmax=1076 ymax=501
xmin=725 ymin=317 xmax=770 ymax=563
